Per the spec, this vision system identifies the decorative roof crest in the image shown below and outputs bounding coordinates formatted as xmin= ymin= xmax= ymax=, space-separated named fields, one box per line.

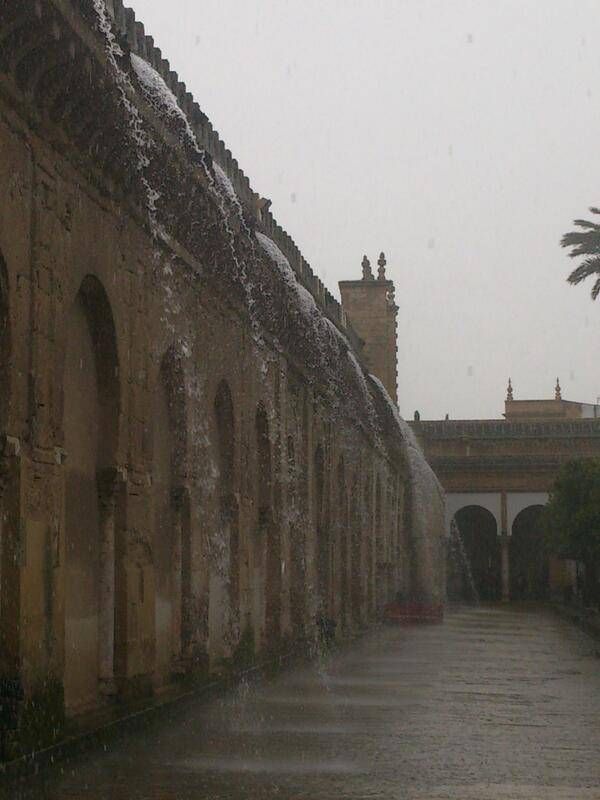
xmin=377 ymin=252 xmax=387 ymax=281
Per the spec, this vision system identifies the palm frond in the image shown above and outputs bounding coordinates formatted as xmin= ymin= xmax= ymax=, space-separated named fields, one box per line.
xmin=567 ymin=244 xmax=600 ymax=259
xmin=567 ymin=256 xmax=600 ymax=286
xmin=561 ymin=230 xmax=600 ymax=252
xmin=562 ymin=207 xmax=600 ymax=299
xmin=573 ymin=219 xmax=600 ymax=231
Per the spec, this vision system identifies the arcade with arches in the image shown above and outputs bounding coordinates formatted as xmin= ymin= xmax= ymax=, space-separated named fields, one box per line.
xmin=446 ymin=492 xmax=550 ymax=603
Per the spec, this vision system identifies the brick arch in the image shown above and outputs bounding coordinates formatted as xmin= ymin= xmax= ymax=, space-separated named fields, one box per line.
xmin=510 ymin=504 xmax=548 ymax=601
xmin=512 ymin=503 xmax=546 ymax=530
xmin=452 ymin=502 xmax=499 ymax=534
xmin=61 ymin=274 xmax=121 ymax=466
xmin=452 ymin=505 xmax=500 ymax=602
xmin=63 ymin=274 xmax=120 ymax=713
xmin=452 ymin=504 xmax=498 ymax=535
xmin=445 ymin=492 xmax=501 ymax=537
xmin=507 ymin=493 xmax=548 ymax=536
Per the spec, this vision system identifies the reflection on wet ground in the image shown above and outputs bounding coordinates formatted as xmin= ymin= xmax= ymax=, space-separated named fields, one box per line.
xmin=8 ymin=605 xmax=600 ymax=799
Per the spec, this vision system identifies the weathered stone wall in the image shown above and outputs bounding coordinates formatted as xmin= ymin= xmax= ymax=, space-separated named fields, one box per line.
xmin=0 ymin=0 xmax=445 ymax=737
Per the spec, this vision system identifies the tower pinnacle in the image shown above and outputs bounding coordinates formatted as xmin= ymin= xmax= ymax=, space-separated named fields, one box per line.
xmin=339 ymin=251 xmax=398 ymax=403
xmin=377 ymin=252 xmax=387 ymax=281
xmin=506 ymin=378 xmax=513 ymax=401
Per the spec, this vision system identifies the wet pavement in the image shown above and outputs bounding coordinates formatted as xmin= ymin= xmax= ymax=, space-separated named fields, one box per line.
xmin=8 ymin=605 xmax=600 ymax=799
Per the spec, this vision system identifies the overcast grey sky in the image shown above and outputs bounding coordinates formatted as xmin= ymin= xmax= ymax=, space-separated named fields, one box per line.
xmin=131 ymin=0 xmax=600 ymax=420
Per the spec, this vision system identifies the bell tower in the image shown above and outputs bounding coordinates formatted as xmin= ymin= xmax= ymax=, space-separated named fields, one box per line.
xmin=339 ymin=252 xmax=399 ymax=403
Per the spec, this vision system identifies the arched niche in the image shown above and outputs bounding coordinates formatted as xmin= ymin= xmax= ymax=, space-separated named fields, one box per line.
xmin=372 ymin=474 xmax=383 ymax=611
xmin=337 ymin=456 xmax=349 ymax=625
xmin=215 ymin=381 xmax=234 ymax=494
xmin=510 ymin=505 xmax=548 ymax=600
xmin=361 ymin=472 xmax=372 ymax=615
xmin=256 ymin=404 xmax=271 ymax=529
xmin=152 ymin=346 xmax=189 ymax=684
xmin=63 ymin=274 xmax=120 ymax=713
xmin=214 ymin=380 xmax=239 ymax=619
xmin=374 ymin=475 xmax=382 ymax=557
xmin=287 ymin=435 xmax=305 ymax=635
xmin=451 ymin=505 xmax=500 ymax=602
xmin=314 ymin=442 xmax=331 ymax=614
xmin=256 ymin=403 xmax=280 ymax=642
xmin=350 ymin=475 xmax=362 ymax=623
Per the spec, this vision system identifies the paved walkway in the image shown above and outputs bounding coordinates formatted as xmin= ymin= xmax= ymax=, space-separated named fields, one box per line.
xmin=9 ymin=606 xmax=600 ymax=799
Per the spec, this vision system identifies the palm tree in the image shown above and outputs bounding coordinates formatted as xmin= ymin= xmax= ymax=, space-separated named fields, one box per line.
xmin=561 ymin=207 xmax=600 ymax=299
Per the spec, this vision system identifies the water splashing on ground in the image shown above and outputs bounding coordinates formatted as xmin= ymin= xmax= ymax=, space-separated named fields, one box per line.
xmin=11 ymin=606 xmax=600 ymax=800
xmin=448 ymin=517 xmax=480 ymax=603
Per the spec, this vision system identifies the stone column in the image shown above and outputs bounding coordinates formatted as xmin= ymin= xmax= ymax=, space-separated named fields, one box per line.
xmin=97 ymin=467 xmax=120 ymax=694
xmin=500 ymin=491 xmax=510 ymax=602
xmin=500 ymin=535 xmax=510 ymax=603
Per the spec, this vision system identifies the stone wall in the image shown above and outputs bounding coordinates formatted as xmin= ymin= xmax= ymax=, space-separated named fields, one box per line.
xmin=0 ymin=0 xmax=445 ymax=737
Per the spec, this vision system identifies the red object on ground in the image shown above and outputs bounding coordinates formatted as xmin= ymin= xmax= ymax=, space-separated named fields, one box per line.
xmin=383 ymin=601 xmax=444 ymax=624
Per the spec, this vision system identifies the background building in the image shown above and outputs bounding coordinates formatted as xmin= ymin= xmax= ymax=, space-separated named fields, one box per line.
xmin=413 ymin=380 xmax=600 ymax=602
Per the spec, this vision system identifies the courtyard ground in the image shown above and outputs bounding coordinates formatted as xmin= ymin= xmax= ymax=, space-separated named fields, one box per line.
xmin=7 ymin=605 xmax=600 ymax=799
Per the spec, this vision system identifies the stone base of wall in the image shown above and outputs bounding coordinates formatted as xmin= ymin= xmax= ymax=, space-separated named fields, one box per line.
xmin=0 ymin=619 xmax=379 ymax=779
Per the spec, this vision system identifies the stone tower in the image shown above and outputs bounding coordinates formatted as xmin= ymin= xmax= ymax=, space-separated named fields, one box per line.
xmin=339 ymin=253 xmax=399 ymax=403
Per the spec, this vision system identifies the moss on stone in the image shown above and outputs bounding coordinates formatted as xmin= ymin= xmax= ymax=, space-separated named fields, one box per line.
xmin=16 ymin=678 xmax=65 ymax=756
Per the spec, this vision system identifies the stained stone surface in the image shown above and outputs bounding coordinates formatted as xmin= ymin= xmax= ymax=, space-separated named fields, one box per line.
xmin=10 ymin=606 xmax=600 ymax=800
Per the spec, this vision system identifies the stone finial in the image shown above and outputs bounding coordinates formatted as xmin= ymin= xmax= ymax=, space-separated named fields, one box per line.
xmin=361 ymin=255 xmax=374 ymax=281
xmin=377 ymin=251 xmax=387 ymax=281
xmin=256 ymin=196 xmax=271 ymax=220
xmin=506 ymin=378 xmax=513 ymax=401
xmin=555 ymin=377 xmax=562 ymax=401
